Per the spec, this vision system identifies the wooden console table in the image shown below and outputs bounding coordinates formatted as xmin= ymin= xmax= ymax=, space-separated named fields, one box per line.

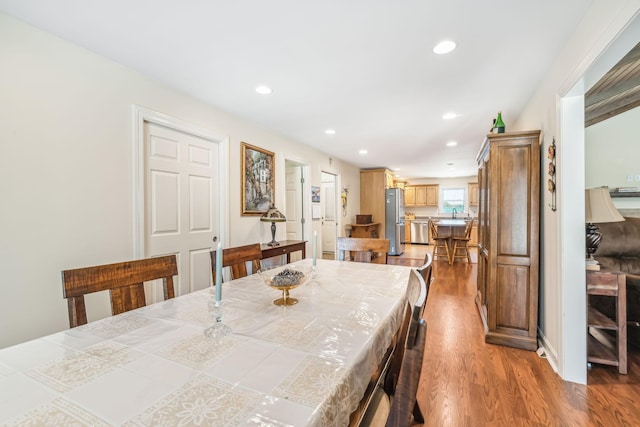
xmin=350 ymin=223 xmax=380 ymax=238
xmin=261 ymin=240 xmax=307 ymax=263
xmin=587 ymin=269 xmax=627 ymax=374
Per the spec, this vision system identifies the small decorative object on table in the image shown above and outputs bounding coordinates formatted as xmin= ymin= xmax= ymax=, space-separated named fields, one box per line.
xmin=260 ymin=264 xmax=310 ymax=305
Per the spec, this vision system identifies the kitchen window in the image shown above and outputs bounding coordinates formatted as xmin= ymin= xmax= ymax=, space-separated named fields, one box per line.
xmin=441 ymin=187 xmax=465 ymax=214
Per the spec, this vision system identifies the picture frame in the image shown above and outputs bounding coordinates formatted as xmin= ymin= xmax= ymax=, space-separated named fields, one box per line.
xmin=311 ymin=186 xmax=320 ymax=203
xmin=241 ymin=142 xmax=275 ymax=215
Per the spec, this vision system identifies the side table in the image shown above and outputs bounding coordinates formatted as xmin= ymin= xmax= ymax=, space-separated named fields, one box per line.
xmin=586 ymin=269 xmax=627 ymax=374
xmin=261 ymin=240 xmax=307 ymax=264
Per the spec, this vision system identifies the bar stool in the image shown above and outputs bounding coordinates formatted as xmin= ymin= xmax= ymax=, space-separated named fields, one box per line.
xmin=429 ymin=221 xmax=451 ymax=264
xmin=451 ymin=219 xmax=474 ymax=264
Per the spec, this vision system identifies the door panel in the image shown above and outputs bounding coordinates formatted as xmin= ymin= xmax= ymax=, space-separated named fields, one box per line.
xmin=145 ymin=122 xmax=219 ymax=299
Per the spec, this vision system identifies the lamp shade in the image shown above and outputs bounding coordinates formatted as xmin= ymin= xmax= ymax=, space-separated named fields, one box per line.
xmin=585 ymin=187 xmax=624 ymax=224
xmin=261 ymin=204 xmax=286 ymax=247
xmin=260 ymin=205 xmax=286 ymax=222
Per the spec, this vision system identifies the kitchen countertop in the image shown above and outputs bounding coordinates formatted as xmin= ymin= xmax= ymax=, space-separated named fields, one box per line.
xmin=435 ymin=219 xmax=467 ymax=226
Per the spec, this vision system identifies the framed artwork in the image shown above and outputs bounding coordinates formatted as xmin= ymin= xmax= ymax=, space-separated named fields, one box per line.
xmin=241 ymin=142 xmax=275 ymax=215
xmin=311 ymin=186 xmax=320 ymax=203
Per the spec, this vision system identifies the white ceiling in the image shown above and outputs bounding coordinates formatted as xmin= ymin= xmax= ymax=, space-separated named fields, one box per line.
xmin=0 ymin=0 xmax=594 ymax=179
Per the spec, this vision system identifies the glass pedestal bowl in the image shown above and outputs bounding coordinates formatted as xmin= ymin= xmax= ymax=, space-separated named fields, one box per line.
xmin=259 ymin=264 xmax=310 ymax=306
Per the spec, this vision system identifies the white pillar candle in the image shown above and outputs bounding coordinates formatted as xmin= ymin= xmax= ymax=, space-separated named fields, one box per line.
xmin=313 ymin=231 xmax=317 ymax=268
xmin=216 ymin=241 xmax=222 ymax=301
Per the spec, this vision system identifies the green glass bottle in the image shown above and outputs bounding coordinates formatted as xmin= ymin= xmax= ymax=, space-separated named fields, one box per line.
xmin=495 ymin=112 xmax=505 ymax=133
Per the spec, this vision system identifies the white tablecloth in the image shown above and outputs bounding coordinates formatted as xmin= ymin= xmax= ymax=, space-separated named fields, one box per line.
xmin=0 ymin=259 xmax=410 ymax=426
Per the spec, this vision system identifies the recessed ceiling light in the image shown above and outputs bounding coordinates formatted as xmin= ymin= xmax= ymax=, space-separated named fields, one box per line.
xmin=442 ymin=112 xmax=458 ymax=120
xmin=447 ymin=162 xmax=455 ymax=166
xmin=325 ymin=129 xmax=336 ymax=135
xmin=433 ymin=40 xmax=457 ymax=55
xmin=358 ymin=149 xmax=368 ymax=155
xmin=255 ymin=85 xmax=272 ymax=95
xmin=446 ymin=141 xmax=457 ymax=147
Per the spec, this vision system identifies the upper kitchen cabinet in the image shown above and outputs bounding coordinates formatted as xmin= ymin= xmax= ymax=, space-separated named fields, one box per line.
xmin=360 ymin=169 xmax=393 ymax=239
xmin=425 ymin=185 xmax=438 ymax=206
xmin=405 ymin=185 xmax=438 ymax=206
xmin=468 ymin=182 xmax=479 ymax=206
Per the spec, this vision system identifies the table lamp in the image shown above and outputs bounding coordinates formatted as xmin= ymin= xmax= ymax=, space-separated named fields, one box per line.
xmin=261 ymin=204 xmax=286 ymax=247
xmin=585 ymin=187 xmax=625 ymax=260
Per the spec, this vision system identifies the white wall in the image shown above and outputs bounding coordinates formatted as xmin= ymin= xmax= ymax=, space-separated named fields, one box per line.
xmin=586 ymin=106 xmax=640 ymax=211
xmin=0 ymin=13 xmax=361 ymax=348
xmin=513 ymin=1 xmax=640 ymax=382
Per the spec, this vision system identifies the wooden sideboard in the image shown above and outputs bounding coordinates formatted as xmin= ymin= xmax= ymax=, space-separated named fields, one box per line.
xmin=261 ymin=240 xmax=306 ymax=263
xmin=350 ymin=223 xmax=380 ymax=238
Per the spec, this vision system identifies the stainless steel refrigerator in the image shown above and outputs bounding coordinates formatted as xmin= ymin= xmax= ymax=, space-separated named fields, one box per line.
xmin=385 ymin=188 xmax=405 ymax=256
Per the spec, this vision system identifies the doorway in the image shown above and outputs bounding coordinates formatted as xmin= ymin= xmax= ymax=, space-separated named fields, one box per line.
xmin=285 ymin=158 xmax=311 ymax=262
xmin=133 ymin=106 xmax=228 ymax=301
xmin=321 ymin=171 xmax=338 ymax=259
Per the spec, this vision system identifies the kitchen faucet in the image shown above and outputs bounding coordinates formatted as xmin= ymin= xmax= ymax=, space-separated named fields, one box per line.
xmin=452 ymin=208 xmax=457 ymax=219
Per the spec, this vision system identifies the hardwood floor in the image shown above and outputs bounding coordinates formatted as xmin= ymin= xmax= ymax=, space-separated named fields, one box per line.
xmin=401 ymin=244 xmax=640 ymax=426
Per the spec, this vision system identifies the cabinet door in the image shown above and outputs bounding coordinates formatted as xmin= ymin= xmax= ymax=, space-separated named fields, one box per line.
xmin=426 ymin=185 xmax=438 ymax=206
xmin=404 ymin=187 xmax=416 ymax=205
xmin=415 ymin=186 xmax=427 ymax=205
xmin=469 ymin=225 xmax=478 ymax=246
xmin=469 ymin=182 xmax=479 ymax=206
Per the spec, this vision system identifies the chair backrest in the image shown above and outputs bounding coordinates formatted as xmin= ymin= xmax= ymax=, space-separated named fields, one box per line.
xmin=384 ymin=269 xmax=427 ymax=396
xmin=429 ymin=221 xmax=445 ymax=240
xmin=62 ymin=255 xmax=178 ymax=328
xmin=385 ymin=318 xmax=427 ymax=427
xmin=416 ymin=253 xmax=433 ymax=300
xmin=210 ymin=243 xmax=262 ymax=283
xmin=337 ymin=237 xmax=390 ymax=263
xmin=462 ymin=218 xmax=474 ymax=239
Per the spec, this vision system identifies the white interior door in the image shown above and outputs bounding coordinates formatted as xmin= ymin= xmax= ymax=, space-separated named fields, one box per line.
xmin=144 ymin=122 xmax=219 ymax=299
xmin=321 ymin=173 xmax=337 ymax=255
xmin=285 ymin=163 xmax=303 ymax=241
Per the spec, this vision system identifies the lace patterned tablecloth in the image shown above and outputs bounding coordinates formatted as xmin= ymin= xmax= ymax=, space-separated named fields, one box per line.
xmin=0 ymin=259 xmax=410 ymax=426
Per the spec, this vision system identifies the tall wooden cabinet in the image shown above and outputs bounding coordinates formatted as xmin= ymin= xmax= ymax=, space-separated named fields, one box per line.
xmin=475 ymin=130 xmax=541 ymax=351
xmin=360 ymin=169 xmax=393 ymax=239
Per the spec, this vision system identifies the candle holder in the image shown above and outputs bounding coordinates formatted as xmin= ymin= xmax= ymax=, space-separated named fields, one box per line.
xmin=204 ymin=299 xmax=232 ymax=338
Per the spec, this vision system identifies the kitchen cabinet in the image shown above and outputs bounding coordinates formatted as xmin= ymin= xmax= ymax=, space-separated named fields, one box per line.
xmin=405 ymin=220 xmax=412 ymax=243
xmin=469 ymin=223 xmax=478 ymax=246
xmin=425 ymin=185 xmax=438 ymax=206
xmin=404 ymin=187 xmax=415 ymax=205
xmin=415 ymin=186 xmax=427 ymax=205
xmin=404 ymin=185 xmax=439 ymax=206
xmin=587 ymin=270 xmax=627 ymax=374
xmin=468 ymin=182 xmax=479 ymax=206
xmin=360 ymin=169 xmax=392 ymax=239
xmin=475 ymin=130 xmax=541 ymax=351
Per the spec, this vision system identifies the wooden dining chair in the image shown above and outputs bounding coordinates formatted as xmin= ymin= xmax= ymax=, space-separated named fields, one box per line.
xmin=384 ymin=317 xmax=427 ymax=427
xmin=62 ymin=255 xmax=178 ymax=328
xmin=429 ymin=221 xmax=451 ymax=264
xmin=210 ymin=243 xmax=263 ymax=283
xmin=359 ymin=269 xmax=427 ymax=427
xmin=416 ymin=252 xmax=433 ymax=299
xmin=451 ymin=219 xmax=474 ymax=264
xmin=337 ymin=237 xmax=390 ymax=264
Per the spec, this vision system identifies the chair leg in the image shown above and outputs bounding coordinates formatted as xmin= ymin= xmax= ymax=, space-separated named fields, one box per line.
xmin=413 ymin=401 xmax=424 ymax=424
xmin=445 ymin=241 xmax=452 ymax=265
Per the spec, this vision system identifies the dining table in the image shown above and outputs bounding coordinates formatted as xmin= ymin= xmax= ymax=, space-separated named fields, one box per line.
xmin=0 ymin=258 xmax=411 ymax=426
